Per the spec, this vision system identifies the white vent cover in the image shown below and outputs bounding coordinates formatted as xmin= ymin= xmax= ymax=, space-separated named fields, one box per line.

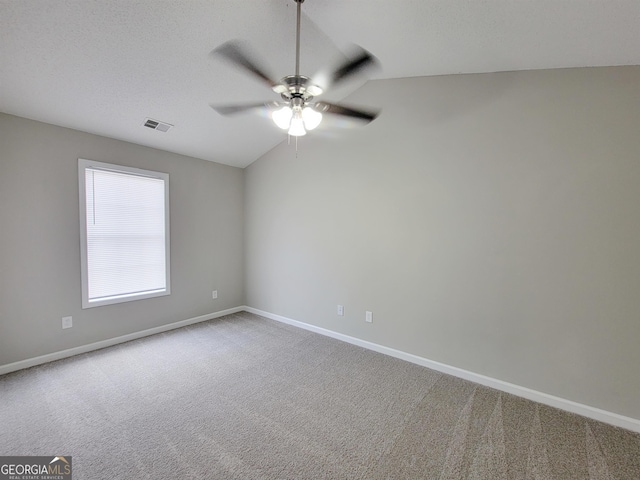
xmin=143 ymin=118 xmax=173 ymax=132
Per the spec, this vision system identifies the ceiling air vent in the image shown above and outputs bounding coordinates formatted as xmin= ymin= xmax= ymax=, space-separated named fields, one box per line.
xmin=143 ymin=118 xmax=173 ymax=133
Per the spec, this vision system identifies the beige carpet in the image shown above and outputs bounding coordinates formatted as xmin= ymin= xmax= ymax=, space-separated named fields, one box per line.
xmin=1 ymin=311 xmax=639 ymax=479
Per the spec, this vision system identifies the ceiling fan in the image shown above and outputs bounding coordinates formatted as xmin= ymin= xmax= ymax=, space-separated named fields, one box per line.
xmin=210 ymin=0 xmax=380 ymax=137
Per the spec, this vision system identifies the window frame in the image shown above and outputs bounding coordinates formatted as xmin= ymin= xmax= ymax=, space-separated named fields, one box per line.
xmin=78 ymin=158 xmax=171 ymax=309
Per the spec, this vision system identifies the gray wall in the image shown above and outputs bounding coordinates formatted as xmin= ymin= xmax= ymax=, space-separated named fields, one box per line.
xmin=245 ymin=66 xmax=640 ymax=420
xmin=0 ymin=113 xmax=244 ymax=365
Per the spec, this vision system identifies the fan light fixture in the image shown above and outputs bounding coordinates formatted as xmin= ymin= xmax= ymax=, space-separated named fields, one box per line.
xmin=272 ymin=106 xmax=293 ymax=129
xmin=288 ymin=113 xmax=307 ymax=136
xmin=271 ymin=105 xmax=323 ymax=136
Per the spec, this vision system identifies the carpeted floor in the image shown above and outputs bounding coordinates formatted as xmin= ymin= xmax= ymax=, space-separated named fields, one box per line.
xmin=1 ymin=311 xmax=639 ymax=479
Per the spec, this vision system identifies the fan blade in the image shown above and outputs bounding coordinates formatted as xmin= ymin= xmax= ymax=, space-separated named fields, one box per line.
xmin=321 ymin=46 xmax=378 ymax=90
xmin=211 ymin=41 xmax=280 ymax=89
xmin=314 ymin=101 xmax=379 ymax=123
xmin=210 ymin=102 xmax=272 ymax=116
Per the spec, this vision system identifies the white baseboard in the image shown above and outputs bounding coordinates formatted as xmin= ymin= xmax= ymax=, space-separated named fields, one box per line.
xmin=0 ymin=306 xmax=244 ymax=376
xmin=244 ymin=306 xmax=640 ymax=434
xmin=4 ymin=304 xmax=639 ymax=433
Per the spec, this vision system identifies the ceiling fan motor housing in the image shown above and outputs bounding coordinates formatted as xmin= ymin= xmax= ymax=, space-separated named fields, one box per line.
xmin=273 ymin=75 xmax=323 ymax=101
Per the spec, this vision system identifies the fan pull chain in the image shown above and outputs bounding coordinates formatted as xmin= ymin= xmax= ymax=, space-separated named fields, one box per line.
xmin=286 ymin=134 xmax=299 ymax=157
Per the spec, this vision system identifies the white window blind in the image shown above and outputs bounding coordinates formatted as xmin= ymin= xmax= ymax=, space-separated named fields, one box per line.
xmin=79 ymin=159 xmax=170 ymax=308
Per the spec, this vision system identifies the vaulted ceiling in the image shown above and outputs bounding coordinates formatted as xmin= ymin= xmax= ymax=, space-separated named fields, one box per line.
xmin=2 ymin=0 xmax=639 ymax=168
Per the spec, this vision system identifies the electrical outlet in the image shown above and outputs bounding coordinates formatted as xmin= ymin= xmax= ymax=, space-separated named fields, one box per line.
xmin=212 ymin=290 xmax=218 ymax=299
xmin=337 ymin=305 xmax=344 ymax=316
xmin=365 ymin=311 xmax=373 ymax=323
xmin=62 ymin=316 xmax=73 ymax=329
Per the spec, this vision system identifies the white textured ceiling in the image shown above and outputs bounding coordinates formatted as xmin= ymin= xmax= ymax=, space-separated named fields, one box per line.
xmin=1 ymin=0 xmax=639 ymax=168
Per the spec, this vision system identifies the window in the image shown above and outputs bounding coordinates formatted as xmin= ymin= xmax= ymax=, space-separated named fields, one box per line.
xmin=79 ymin=159 xmax=170 ymax=308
